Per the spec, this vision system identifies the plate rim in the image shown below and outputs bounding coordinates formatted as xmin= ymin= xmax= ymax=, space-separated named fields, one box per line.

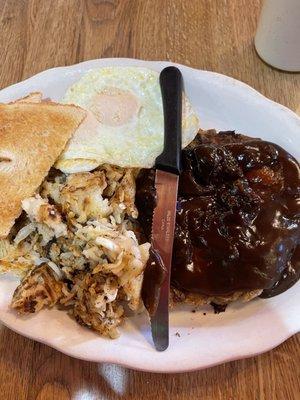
xmin=0 ymin=310 xmax=299 ymax=373
xmin=1 ymin=57 xmax=299 ymax=125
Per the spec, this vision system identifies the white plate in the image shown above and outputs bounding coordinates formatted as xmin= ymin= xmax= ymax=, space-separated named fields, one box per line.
xmin=0 ymin=59 xmax=299 ymax=373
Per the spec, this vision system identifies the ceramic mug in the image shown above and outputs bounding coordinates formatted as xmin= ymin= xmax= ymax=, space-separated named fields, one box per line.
xmin=255 ymin=0 xmax=300 ymax=72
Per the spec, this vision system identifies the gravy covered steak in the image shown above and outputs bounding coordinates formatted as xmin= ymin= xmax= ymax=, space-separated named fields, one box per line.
xmin=136 ymin=130 xmax=300 ymax=314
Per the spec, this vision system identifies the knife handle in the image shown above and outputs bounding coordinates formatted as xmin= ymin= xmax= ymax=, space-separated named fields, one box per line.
xmin=155 ymin=67 xmax=182 ymax=175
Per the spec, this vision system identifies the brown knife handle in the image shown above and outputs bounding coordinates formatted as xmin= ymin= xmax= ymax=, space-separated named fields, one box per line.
xmin=155 ymin=66 xmax=182 ymax=175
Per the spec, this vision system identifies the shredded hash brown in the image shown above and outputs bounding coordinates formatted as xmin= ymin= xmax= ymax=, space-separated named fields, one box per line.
xmin=1 ymin=165 xmax=150 ymax=338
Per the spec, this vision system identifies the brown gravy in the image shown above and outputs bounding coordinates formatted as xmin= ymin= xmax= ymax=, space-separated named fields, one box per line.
xmin=136 ymin=131 xmax=300 ymax=304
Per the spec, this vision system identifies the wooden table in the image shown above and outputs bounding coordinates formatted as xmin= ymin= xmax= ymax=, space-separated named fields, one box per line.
xmin=0 ymin=1 xmax=299 ymax=399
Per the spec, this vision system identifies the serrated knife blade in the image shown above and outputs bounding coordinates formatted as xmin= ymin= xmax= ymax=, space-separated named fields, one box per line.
xmin=150 ymin=66 xmax=182 ymax=351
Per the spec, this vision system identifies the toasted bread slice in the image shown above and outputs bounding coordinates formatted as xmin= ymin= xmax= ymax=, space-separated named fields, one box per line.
xmin=0 ymin=102 xmax=86 ymax=238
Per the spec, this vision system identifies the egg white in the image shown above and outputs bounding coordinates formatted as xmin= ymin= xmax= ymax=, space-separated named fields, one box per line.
xmin=56 ymin=67 xmax=200 ymax=173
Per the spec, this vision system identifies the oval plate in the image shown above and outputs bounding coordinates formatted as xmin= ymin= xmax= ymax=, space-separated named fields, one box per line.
xmin=0 ymin=59 xmax=299 ymax=372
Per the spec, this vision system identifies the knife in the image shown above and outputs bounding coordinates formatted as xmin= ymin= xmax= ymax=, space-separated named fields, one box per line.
xmin=150 ymin=66 xmax=182 ymax=351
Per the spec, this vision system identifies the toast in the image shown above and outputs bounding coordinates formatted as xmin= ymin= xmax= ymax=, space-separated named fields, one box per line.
xmin=0 ymin=101 xmax=86 ymax=238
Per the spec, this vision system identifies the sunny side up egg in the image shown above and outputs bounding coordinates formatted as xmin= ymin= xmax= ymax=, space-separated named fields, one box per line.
xmin=55 ymin=67 xmax=200 ymax=173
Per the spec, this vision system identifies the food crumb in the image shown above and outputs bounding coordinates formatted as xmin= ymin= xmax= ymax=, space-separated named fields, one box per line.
xmin=175 ymin=332 xmax=181 ymax=337
xmin=210 ymin=302 xmax=227 ymax=314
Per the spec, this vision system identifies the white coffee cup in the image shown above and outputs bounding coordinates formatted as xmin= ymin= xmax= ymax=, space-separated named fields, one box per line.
xmin=255 ymin=0 xmax=300 ymax=71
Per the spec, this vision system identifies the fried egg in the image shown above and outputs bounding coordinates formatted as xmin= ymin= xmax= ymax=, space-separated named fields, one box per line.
xmin=56 ymin=67 xmax=200 ymax=173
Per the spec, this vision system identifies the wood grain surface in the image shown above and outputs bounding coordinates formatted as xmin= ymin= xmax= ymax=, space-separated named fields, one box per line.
xmin=0 ymin=1 xmax=299 ymax=399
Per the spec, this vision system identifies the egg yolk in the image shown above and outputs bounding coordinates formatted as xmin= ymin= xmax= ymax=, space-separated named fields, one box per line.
xmin=89 ymin=87 xmax=141 ymax=127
